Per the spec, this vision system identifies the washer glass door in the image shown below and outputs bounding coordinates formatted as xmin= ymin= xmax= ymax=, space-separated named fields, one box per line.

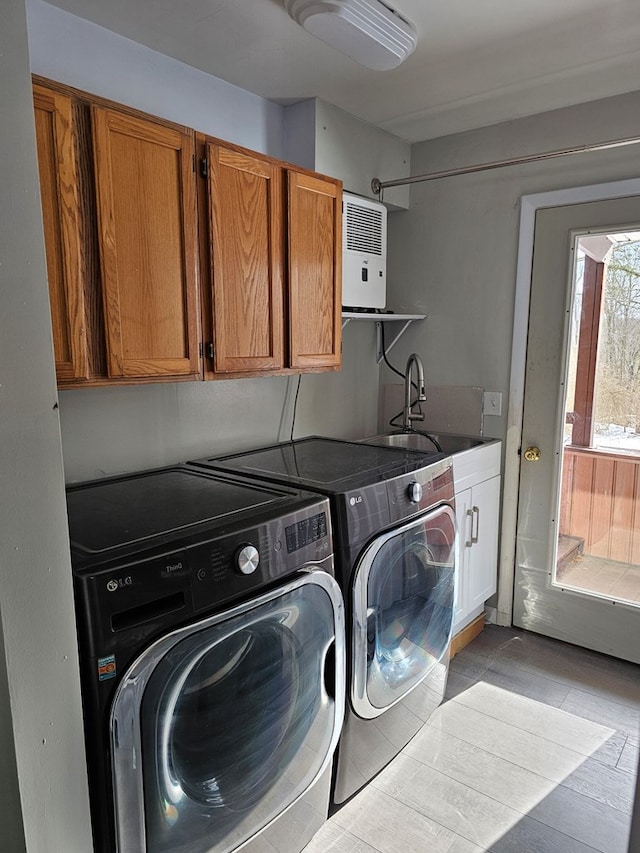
xmin=110 ymin=571 xmax=344 ymax=853
xmin=352 ymin=504 xmax=456 ymax=719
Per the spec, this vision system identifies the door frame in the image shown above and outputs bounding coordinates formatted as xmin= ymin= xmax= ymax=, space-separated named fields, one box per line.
xmin=498 ymin=177 xmax=640 ymax=626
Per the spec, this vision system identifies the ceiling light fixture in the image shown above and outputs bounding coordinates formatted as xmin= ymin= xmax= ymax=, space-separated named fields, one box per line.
xmin=285 ymin=0 xmax=418 ymax=71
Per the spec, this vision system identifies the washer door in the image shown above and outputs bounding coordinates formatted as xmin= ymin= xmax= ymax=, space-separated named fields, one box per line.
xmin=110 ymin=571 xmax=344 ymax=853
xmin=351 ymin=504 xmax=456 ymax=719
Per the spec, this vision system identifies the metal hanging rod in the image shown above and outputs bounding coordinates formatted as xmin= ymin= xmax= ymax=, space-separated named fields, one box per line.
xmin=370 ymin=134 xmax=640 ymax=195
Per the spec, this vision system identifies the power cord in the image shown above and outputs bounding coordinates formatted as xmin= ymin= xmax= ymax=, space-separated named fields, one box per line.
xmin=290 ymin=374 xmax=302 ymax=441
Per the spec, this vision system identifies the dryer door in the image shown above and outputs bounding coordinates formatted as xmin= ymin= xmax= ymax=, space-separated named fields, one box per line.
xmin=351 ymin=504 xmax=456 ymax=719
xmin=110 ymin=571 xmax=344 ymax=853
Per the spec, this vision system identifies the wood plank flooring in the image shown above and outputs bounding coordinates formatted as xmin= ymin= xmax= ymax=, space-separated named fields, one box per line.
xmin=304 ymin=625 xmax=639 ymax=853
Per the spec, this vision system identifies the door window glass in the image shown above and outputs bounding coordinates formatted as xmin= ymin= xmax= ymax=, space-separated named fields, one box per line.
xmin=559 ymin=231 xmax=640 ymax=605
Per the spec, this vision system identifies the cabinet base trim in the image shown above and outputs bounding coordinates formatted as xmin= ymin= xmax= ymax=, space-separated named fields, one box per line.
xmin=451 ymin=614 xmax=485 ymax=658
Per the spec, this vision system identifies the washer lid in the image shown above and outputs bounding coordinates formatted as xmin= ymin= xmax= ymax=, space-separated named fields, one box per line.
xmin=66 ymin=467 xmax=298 ymax=554
xmin=195 ymin=436 xmax=444 ymax=491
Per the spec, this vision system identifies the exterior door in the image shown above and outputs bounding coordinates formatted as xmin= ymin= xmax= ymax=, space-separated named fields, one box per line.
xmin=110 ymin=572 xmax=344 ymax=853
xmin=351 ymin=505 xmax=456 ymax=719
xmin=514 ymin=195 xmax=640 ymax=662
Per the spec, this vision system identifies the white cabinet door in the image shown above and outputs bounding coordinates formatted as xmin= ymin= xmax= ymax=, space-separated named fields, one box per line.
xmin=454 ymin=474 xmax=501 ymax=632
xmin=466 ymin=475 xmax=501 ymax=612
xmin=454 ymin=486 xmax=472 ymax=628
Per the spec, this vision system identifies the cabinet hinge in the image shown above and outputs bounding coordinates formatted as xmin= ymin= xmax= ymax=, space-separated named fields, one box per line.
xmin=192 ymin=154 xmax=196 ymax=172
xmin=198 ymin=342 xmax=203 ymax=359
xmin=199 ymin=158 xmax=208 ymax=179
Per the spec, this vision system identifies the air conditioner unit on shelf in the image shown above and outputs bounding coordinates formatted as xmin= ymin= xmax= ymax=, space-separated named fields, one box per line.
xmin=342 ymin=192 xmax=387 ymax=310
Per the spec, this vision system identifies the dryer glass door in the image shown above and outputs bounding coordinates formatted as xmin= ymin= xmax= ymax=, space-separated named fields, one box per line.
xmin=110 ymin=571 xmax=344 ymax=853
xmin=351 ymin=504 xmax=456 ymax=719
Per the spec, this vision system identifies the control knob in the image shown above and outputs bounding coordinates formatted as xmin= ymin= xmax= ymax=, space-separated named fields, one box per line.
xmin=236 ymin=544 xmax=260 ymax=575
xmin=407 ymin=481 xmax=423 ymax=503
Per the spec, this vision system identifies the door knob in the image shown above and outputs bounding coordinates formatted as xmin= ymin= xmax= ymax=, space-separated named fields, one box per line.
xmin=524 ymin=446 xmax=541 ymax=462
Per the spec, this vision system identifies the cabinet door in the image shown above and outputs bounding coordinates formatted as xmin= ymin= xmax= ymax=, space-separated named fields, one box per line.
xmin=92 ymin=107 xmax=200 ymax=379
xmin=33 ymin=85 xmax=88 ymax=381
xmin=207 ymin=143 xmax=284 ymax=373
xmin=287 ymin=171 xmax=342 ymax=370
xmin=467 ymin=475 xmax=501 ymax=612
xmin=454 ymin=486 xmax=472 ymax=627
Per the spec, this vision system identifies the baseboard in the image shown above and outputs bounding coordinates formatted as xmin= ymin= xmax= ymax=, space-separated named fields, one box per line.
xmin=451 ymin=614 xmax=485 ymax=658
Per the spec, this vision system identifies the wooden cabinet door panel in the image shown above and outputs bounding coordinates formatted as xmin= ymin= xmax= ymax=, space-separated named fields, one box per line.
xmin=33 ymin=85 xmax=88 ymax=381
xmin=287 ymin=171 xmax=341 ymax=370
xmin=92 ymin=108 xmax=200 ymax=379
xmin=207 ymin=144 xmax=284 ymax=373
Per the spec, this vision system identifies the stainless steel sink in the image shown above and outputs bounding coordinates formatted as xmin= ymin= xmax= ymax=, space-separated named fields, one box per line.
xmin=362 ymin=431 xmax=488 ymax=454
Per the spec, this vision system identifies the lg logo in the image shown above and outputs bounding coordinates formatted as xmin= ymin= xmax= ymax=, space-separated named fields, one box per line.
xmin=349 ymin=495 xmax=363 ymax=506
xmin=106 ymin=576 xmax=133 ymax=592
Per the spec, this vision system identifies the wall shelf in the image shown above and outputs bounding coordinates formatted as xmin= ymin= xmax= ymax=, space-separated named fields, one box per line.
xmin=342 ymin=312 xmax=426 ymax=363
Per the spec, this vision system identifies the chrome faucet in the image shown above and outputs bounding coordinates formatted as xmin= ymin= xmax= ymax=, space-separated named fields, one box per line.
xmin=402 ymin=353 xmax=427 ymax=430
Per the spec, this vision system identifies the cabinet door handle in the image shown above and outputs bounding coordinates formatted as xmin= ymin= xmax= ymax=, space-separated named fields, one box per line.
xmin=471 ymin=506 xmax=480 ymax=545
xmin=465 ymin=508 xmax=474 ymax=548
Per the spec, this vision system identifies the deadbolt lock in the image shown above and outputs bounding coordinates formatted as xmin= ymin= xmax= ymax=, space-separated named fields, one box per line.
xmin=524 ymin=446 xmax=541 ymax=462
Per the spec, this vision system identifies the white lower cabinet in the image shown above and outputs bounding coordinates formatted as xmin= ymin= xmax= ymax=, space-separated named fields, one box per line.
xmin=452 ymin=441 xmax=501 ymax=635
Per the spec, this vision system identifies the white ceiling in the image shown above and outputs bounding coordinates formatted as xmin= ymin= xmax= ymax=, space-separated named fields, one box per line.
xmin=44 ymin=0 xmax=640 ymax=142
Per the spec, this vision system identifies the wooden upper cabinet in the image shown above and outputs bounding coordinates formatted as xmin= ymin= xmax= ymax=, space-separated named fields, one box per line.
xmin=206 ymin=143 xmax=284 ymax=374
xmin=91 ymin=107 xmax=200 ymax=379
xmin=287 ymin=170 xmax=342 ymax=370
xmin=201 ymin=139 xmax=342 ymax=378
xmin=34 ymin=77 xmax=342 ymax=388
xmin=33 ymin=84 xmax=89 ymax=382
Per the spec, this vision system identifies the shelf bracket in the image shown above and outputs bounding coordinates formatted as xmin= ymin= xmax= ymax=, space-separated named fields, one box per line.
xmin=341 ymin=312 xmax=426 ymax=363
xmin=376 ymin=319 xmax=414 ymax=363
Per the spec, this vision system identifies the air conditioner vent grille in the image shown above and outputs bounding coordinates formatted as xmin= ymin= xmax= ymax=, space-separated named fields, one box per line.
xmin=345 ymin=203 xmax=384 ymax=255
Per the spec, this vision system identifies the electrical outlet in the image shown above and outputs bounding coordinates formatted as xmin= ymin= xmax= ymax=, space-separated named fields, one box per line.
xmin=483 ymin=391 xmax=502 ymax=416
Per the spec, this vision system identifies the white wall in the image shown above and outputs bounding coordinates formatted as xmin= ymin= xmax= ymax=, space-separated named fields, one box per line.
xmin=1 ymin=0 xmax=93 ymax=849
xmin=284 ymin=98 xmax=411 ymax=209
xmin=27 ymin=0 xmax=381 ymax=483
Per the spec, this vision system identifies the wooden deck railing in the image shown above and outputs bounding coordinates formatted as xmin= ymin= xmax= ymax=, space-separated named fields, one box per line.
xmin=560 ymin=446 xmax=640 ymax=563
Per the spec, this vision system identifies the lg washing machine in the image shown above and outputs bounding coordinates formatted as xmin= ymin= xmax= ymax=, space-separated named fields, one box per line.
xmin=66 ymin=464 xmax=345 ymax=853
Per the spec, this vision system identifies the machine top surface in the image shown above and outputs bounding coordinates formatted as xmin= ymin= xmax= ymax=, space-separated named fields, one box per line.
xmin=192 ymin=436 xmax=447 ymax=494
xmin=66 ymin=466 xmax=317 ymax=555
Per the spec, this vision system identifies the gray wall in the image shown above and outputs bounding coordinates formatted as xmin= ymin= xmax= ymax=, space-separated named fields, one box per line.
xmin=630 ymin=764 xmax=640 ymax=852
xmin=0 ymin=2 xmax=381 ymax=847
xmin=1 ymin=0 xmax=93 ymax=848
xmin=4 ymin=0 xmax=639 ymax=847
xmin=386 ymin=89 xmax=640 ymax=443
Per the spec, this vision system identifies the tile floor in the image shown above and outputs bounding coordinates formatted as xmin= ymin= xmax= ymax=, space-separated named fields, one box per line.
xmin=304 ymin=625 xmax=640 ymax=853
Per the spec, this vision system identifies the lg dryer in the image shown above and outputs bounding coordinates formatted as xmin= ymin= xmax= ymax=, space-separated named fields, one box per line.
xmin=190 ymin=437 xmax=457 ymax=806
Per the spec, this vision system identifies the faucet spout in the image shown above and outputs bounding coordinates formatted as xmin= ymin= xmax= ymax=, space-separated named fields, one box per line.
xmin=403 ymin=353 xmax=426 ymax=430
